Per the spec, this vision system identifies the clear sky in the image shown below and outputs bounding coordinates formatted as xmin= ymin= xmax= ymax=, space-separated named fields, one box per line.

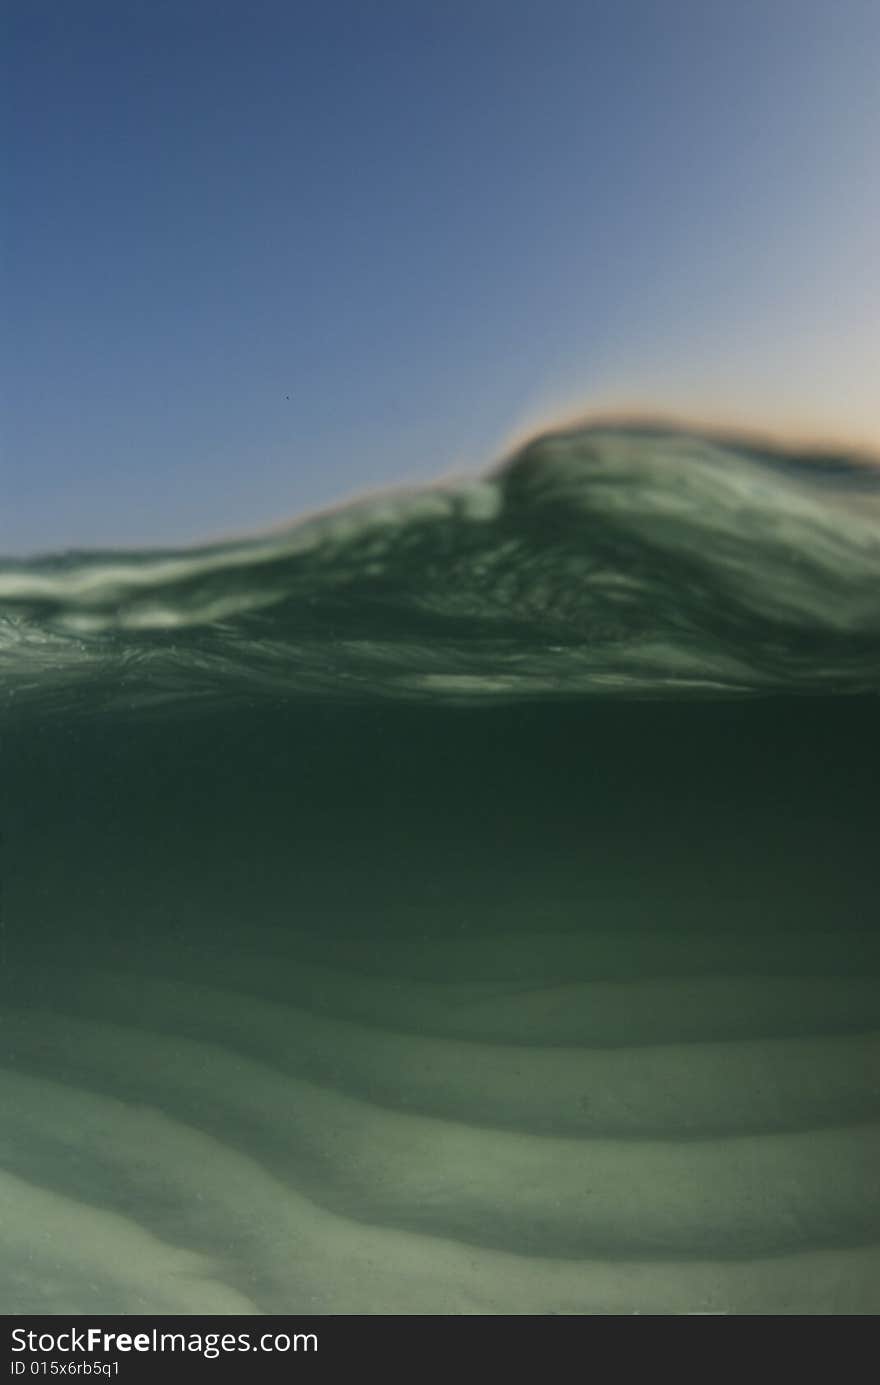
xmin=3 ymin=0 xmax=879 ymax=554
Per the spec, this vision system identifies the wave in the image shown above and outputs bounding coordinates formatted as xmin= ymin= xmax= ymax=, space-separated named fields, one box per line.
xmin=3 ymin=421 xmax=880 ymax=721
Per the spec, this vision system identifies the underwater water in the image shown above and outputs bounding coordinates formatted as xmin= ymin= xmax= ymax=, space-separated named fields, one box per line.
xmin=1 ymin=421 xmax=879 ymax=1314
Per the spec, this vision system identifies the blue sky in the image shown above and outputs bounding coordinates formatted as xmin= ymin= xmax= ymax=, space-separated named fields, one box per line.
xmin=3 ymin=0 xmax=879 ymax=553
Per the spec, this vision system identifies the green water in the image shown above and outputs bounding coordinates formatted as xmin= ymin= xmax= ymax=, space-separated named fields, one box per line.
xmin=1 ymin=424 xmax=879 ymax=1313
